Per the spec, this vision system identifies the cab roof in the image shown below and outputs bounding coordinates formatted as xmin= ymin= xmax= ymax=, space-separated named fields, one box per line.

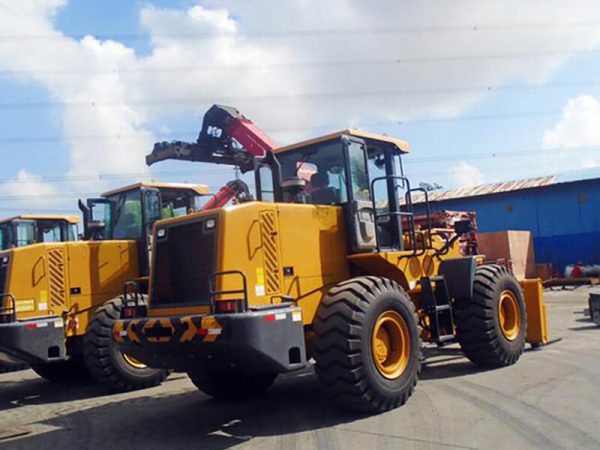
xmin=0 ymin=214 xmax=80 ymax=225
xmin=275 ymin=129 xmax=411 ymax=154
xmin=102 ymin=181 xmax=211 ymax=197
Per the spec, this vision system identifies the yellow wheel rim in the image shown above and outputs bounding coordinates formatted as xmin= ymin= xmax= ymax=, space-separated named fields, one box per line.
xmin=498 ymin=289 xmax=521 ymax=341
xmin=122 ymin=353 xmax=147 ymax=369
xmin=371 ymin=310 xmax=410 ymax=379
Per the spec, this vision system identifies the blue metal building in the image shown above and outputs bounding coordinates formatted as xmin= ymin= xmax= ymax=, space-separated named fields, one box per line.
xmin=413 ymin=169 xmax=600 ymax=274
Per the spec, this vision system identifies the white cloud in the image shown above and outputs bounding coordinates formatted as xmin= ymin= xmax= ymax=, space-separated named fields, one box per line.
xmin=448 ymin=161 xmax=485 ymax=188
xmin=0 ymin=2 xmax=153 ymax=197
xmin=0 ymin=169 xmax=60 ymax=210
xmin=1 ymin=1 xmax=600 ymax=203
xmin=542 ymin=95 xmax=600 ymax=170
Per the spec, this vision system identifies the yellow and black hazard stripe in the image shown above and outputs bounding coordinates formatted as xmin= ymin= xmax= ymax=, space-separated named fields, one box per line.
xmin=113 ymin=315 xmax=224 ymax=344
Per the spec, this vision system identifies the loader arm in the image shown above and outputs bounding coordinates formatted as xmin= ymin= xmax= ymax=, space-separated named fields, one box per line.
xmin=146 ymin=104 xmax=277 ymax=172
xmin=201 ymin=179 xmax=252 ymax=210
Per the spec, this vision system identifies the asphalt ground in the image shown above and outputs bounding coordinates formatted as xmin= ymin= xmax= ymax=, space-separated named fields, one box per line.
xmin=0 ymin=287 xmax=598 ymax=449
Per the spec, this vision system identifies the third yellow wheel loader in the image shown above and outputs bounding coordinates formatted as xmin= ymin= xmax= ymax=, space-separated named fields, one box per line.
xmin=0 ymin=214 xmax=79 ymax=250
xmin=114 ymin=107 xmax=549 ymax=412
xmin=0 ymin=214 xmax=79 ymax=372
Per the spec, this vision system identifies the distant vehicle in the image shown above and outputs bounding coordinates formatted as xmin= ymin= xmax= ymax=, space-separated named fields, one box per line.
xmin=0 ymin=214 xmax=79 ymax=250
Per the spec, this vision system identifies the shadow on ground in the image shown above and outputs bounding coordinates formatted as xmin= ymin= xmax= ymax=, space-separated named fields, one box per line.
xmin=420 ymin=345 xmax=487 ymax=380
xmin=3 ymin=344 xmax=542 ymax=449
xmin=6 ymin=370 xmax=367 ymax=450
xmin=0 ymin=372 xmax=192 ymax=412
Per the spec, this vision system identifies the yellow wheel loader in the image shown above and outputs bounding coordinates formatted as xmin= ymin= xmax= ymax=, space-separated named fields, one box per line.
xmin=0 ymin=214 xmax=79 ymax=250
xmin=114 ymin=108 xmax=549 ymax=412
xmin=0 ymin=214 xmax=79 ymax=372
xmin=0 ymin=181 xmax=210 ymax=390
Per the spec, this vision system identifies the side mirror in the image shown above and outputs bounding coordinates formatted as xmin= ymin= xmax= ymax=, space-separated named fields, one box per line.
xmin=454 ymin=220 xmax=473 ymax=236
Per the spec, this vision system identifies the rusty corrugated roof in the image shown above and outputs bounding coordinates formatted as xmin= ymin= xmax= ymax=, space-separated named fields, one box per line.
xmin=412 ymin=175 xmax=556 ymax=203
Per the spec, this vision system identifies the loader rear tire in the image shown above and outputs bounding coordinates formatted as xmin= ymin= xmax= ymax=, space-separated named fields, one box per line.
xmin=31 ymin=357 xmax=89 ymax=382
xmin=313 ymin=276 xmax=421 ymax=413
xmin=187 ymin=371 xmax=277 ymax=400
xmin=454 ymin=264 xmax=527 ymax=367
xmin=0 ymin=361 xmax=28 ymax=374
xmin=83 ymin=295 xmax=169 ymax=391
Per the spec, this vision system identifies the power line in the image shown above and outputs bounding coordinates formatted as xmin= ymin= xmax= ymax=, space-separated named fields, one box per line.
xmin=2 ymin=48 xmax=599 ymax=77
xmin=0 ymin=143 xmax=594 ymax=194
xmin=2 ymin=20 xmax=600 ymax=42
xmin=0 ymin=169 xmax=234 ymax=185
xmin=1 ymin=80 xmax=598 ymax=110
xmin=2 ymin=106 xmax=598 ymax=146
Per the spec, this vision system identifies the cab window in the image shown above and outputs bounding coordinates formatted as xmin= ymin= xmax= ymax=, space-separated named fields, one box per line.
xmin=68 ymin=224 xmax=78 ymax=241
xmin=40 ymin=222 xmax=62 ymax=243
xmin=111 ymin=190 xmax=143 ymax=239
xmin=348 ymin=141 xmax=370 ymax=201
xmin=161 ymin=190 xmax=202 ymax=217
xmin=278 ymin=140 xmax=347 ymax=205
xmin=15 ymin=222 xmax=35 ymax=247
xmin=0 ymin=225 xmax=9 ymax=250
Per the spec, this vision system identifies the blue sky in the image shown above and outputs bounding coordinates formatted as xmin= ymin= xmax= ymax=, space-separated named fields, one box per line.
xmin=0 ymin=1 xmax=599 ymax=214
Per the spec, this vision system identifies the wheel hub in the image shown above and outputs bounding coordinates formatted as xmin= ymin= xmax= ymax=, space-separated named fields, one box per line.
xmin=371 ymin=310 xmax=410 ymax=379
xmin=498 ymin=289 xmax=521 ymax=341
xmin=122 ymin=353 xmax=147 ymax=369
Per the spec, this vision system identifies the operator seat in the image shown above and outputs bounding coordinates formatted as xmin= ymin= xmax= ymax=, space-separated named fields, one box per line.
xmin=310 ymin=172 xmax=338 ymax=204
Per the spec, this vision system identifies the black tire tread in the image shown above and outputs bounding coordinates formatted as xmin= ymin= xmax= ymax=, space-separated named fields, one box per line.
xmin=31 ymin=357 xmax=89 ymax=382
xmin=454 ymin=264 xmax=527 ymax=367
xmin=187 ymin=371 xmax=276 ymax=400
xmin=313 ymin=276 xmax=421 ymax=413
xmin=83 ymin=295 xmax=168 ymax=391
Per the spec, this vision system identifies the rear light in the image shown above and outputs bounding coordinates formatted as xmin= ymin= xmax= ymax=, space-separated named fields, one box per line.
xmin=215 ymin=300 xmax=238 ymax=314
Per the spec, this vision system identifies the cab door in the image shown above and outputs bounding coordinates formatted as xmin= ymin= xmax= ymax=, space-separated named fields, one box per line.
xmin=141 ymin=187 xmax=162 ymax=274
xmin=344 ymin=138 xmax=377 ymax=253
xmin=83 ymin=198 xmax=114 ymax=240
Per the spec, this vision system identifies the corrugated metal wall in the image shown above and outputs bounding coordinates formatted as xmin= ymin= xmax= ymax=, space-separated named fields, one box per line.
xmin=414 ymin=178 xmax=600 ymax=273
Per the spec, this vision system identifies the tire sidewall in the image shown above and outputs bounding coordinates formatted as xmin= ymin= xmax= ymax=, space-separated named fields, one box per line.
xmin=489 ymin=272 xmax=527 ymax=352
xmin=106 ymin=297 xmax=163 ymax=380
xmin=361 ymin=289 xmax=420 ymax=400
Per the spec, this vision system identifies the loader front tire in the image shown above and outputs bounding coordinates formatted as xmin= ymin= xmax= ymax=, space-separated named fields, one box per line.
xmin=83 ymin=295 xmax=169 ymax=391
xmin=454 ymin=264 xmax=527 ymax=367
xmin=313 ymin=276 xmax=421 ymax=413
xmin=187 ymin=371 xmax=277 ymax=400
xmin=31 ymin=357 xmax=89 ymax=382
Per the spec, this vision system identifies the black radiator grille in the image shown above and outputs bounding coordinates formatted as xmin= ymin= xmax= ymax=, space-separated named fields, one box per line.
xmin=151 ymin=217 xmax=217 ymax=308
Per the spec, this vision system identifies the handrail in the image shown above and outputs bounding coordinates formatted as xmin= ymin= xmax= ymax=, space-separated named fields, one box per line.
xmin=209 ymin=270 xmax=249 ymax=313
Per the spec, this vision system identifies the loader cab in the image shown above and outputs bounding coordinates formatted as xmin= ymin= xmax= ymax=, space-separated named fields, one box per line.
xmin=0 ymin=215 xmax=79 ymax=250
xmin=81 ymin=182 xmax=211 ymax=276
xmin=276 ymin=130 xmax=411 ymax=254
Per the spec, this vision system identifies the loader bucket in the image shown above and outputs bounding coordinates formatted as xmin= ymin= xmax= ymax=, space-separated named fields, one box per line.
xmin=519 ymin=279 xmax=550 ymax=345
